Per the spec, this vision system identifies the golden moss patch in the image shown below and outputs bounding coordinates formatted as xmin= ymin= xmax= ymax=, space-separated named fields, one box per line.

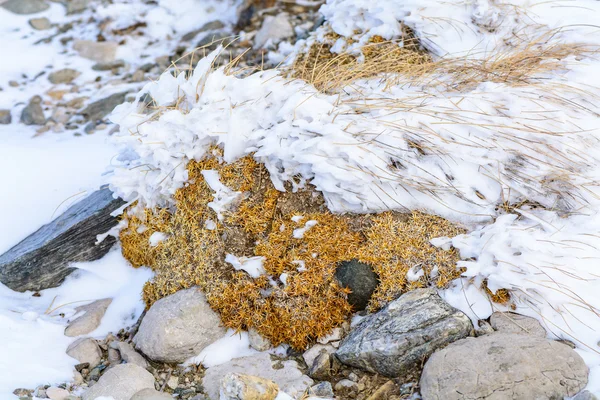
xmin=120 ymin=151 xmax=466 ymax=348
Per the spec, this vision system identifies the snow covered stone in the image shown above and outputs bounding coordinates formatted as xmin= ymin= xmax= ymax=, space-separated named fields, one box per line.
xmin=64 ymin=298 xmax=112 ymax=337
xmin=0 ymin=187 xmax=124 ymax=292
xmin=133 ymin=287 xmax=225 ymax=363
xmin=82 ymin=364 xmax=155 ymax=400
xmin=420 ymin=333 xmax=588 ymax=400
xmin=220 ymin=373 xmax=279 ymax=400
xmin=336 ymin=289 xmax=473 ymax=377
xmin=253 ymin=13 xmax=294 ymax=49
xmin=66 ymin=337 xmax=102 ymax=368
xmin=490 ymin=311 xmax=547 ymax=337
xmin=203 ymin=353 xmax=313 ymax=399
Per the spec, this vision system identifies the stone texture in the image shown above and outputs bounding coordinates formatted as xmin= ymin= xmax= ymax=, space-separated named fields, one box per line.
xmin=48 ymin=68 xmax=80 ymax=84
xmin=334 ymin=259 xmax=378 ymax=311
xmin=73 ymin=40 xmax=118 ymax=63
xmin=203 ymin=353 xmax=313 ymax=399
xmin=66 ymin=0 xmax=89 ymax=14
xmin=490 ymin=311 xmax=547 ymax=337
xmin=182 ymin=20 xmax=225 ymax=42
xmin=308 ymin=351 xmax=332 ymax=381
xmin=92 ymin=60 xmax=126 ymax=71
xmin=220 ymin=373 xmax=279 ymax=400
xmin=134 ymin=288 xmax=225 ymax=363
xmin=336 ymin=289 xmax=473 ymax=377
xmin=82 ymin=364 xmax=155 ymax=400
xmin=115 ymin=341 xmax=149 ymax=368
xmin=0 ymin=187 xmax=124 ymax=292
xmin=0 ymin=109 xmax=11 ymax=124
xmin=29 ymin=17 xmax=51 ymax=30
xmin=1 ymin=0 xmax=49 ymax=14
xmin=65 ymin=298 xmax=112 ymax=337
xmin=66 ymin=337 xmax=102 ymax=368
xmin=420 ymin=332 xmax=588 ymax=400
xmin=46 ymin=387 xmax=70 ymax=400
xmin=20 ymin=95 xmax=45 ymax=125
xmin=253 ymin=13 xmax=294 ymax=49
xmin=574 ymin=390 xmax=599 ymax=400
xmin=80 ymin=91 xmax=128 ymax=122
xmin=334 ymin=379 xmax=359 ymax=398
xmin=130 ymin=388 xmax=173 ymax=400
xmin=303 ymin=344 xmax=335 ymax=368
xmin=248 ymin=327 xmax=272 ymax=351
xmin=310 ymin=381 xmax=334 ymax=398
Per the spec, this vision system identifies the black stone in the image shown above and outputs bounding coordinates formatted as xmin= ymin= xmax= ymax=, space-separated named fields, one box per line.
xmin=80 ymin=91 xmax=129 ymax=122
xmin=0 ymin=187 xmax=125 ymax=292
xmin=335 ymin=259 xmax=379 ymax=311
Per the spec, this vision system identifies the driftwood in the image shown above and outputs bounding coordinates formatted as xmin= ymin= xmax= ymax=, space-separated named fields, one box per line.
xmin=0 ymin=187 xmax=125 ymax=292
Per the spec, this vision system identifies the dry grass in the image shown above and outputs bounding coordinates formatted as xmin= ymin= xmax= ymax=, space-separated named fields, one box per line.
xmin=120 ymin=150 xmax=465 ymax=348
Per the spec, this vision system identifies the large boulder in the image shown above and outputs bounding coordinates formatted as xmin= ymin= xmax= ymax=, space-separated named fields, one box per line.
xmin=420 ymin=332 xmax=588 ymax=400
xmin=203 ymin=353 xmax=313 ymax=399
xmin=82 ymin=364 xmax=155 ymax=400
xmin=336 ymin=288 xmax=473 ymax=377
xmin=0 ymin=187 xmax=125 ymax=292
xmin=134 ymin=288 xmax=226 ymax=363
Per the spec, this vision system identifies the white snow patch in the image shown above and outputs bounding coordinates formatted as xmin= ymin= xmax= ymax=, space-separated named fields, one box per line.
xmin=225 ymin=254 xmax=266 ymax=278
xmin=293 ymin=220 xmax=318 ymax=239
xmin=186 ymin=329 xmax=258 ymax=368
xmin=148 ymin=232 xmax=168 ymax=247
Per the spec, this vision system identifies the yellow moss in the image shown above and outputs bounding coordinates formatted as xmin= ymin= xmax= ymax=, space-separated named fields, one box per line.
xmin=121 ymin=151 xmax=474 ymax=349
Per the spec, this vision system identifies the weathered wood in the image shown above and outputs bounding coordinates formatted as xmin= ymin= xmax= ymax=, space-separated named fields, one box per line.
xmin=0 ymin=187 xmax=125 ymax=292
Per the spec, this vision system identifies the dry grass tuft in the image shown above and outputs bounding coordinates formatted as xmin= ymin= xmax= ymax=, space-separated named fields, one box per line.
xmin=120 ymin=150 xmax=466 ymax=348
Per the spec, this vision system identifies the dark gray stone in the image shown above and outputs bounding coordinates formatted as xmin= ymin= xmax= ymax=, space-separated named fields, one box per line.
xmin=574 ymin=390 xmax=599 ymax=400
xmin=1 ymin=0 xmax=49 ymax=15
xmin=310 ymin=381 xmax=334 ymax=398
xmin=21 ymin=96 xmax=45 ymax=125
xmin=92 ymin=60 xmax=126 ymax=71
xmin=420 ymin=333 xmax=588 ymax=400
xmin=0 ymin=187 xmax=125 ymax=292
xmin=80 ymin=91 xmax=128 ymax=122
xmin=335 ymin=259 xmax=378 ymax=311
xmin=336 ymin=289 xmax=473 ymax=377
xmin=181 ymin=20 xmax=225 ymax=42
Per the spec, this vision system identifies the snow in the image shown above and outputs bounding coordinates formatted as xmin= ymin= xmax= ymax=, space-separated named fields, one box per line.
xmin=186 ymin=329 xmax=258 ymax=368
xmin=225 ymin=254 xmax=267 ymax=278
xmin=148 ymin=232 xmax=168 ymax=247
xmin=202 ymin=170 xmax=242 ymax=221
xmin=292 ymin=220 xmax=318 ymax=239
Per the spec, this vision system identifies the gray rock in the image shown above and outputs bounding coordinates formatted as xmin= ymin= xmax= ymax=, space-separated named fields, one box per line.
xmin=115 ymin=341 xmax=149 ymax=368
xmin=335 ymin=259 xmax=378 ymax=311
xmin=420 ymin=332 xmax=588 ymax=400
xmin=574 ymin=390 xmax=599 ymax=400
xmin=203 ymin=353 xmax=313 ymax=399
xmin=130 ymin=388 xmax=173 ymax=400
xmin=65 ymin=298 xmax=112 ymax=337
xmin=0 ymin=187 xmax=124 ymax=292
xmin=29 ymin=17 xmax=51 ymax=30
xmin=336 ymin=289 xmax=473 ymax=377
xmin=308 ymin=352 xmax=332 ymax=381
xmin=92 ymin=59 xmax=125 ymax=71
xmin=82 ymin=364 xmax=155 ymax=400
xmin=73 ymin=40 xmax=118 ymax=63
xmin=46 ymin=387 xmax=70 ymax=400
xmin=0 ymin=109 xmax=11 ymax=124
xmin=66 ymin=337 xmax=102 ymax=368
xmin=65 ymin=0 xmax=89 ymax=14
xmin=334 ymin=379 xmax=359 ymax=398
xmin=80 ymin=91 xmax=128 ymax=122
xmin=181 ymin=20 xmax=225 ymax=42
xmin=475 ymin=319 xmax=494 ymax=336
xmin=489 ymin=311 xmax=547 ymax=337
xmin=310 ymin=381 xmax=334 ymax=398
xmin=248 ymin=327 xmax=272 ymax=351
xmin=253 ymin=13 xmax=294 ymax=49
xmin=48 ymin=68 xmax=80 ymax=84
xmin=220 ymin=373 xmax=279 ymax=400
xmin=196 ymin=31 xmax=229 ymax=49
xmin=1 ymin=0 xmax=49 ymax=15
xmin=20 ymin=96 xmax=45 ymax=125
xmin=133 ymin=288 xmax=225 ymax=363
xmin=303 ymin=344 xmax=336 ymax=368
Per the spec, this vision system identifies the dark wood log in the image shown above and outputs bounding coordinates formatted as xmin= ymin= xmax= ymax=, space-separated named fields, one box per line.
xmin=0 ymin=187 xmax=125 ymax=292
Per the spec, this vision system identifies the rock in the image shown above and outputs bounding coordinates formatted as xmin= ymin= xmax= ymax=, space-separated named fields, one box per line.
xmin=249 ymin=328 xmax=272 ymax=351
xmin=474 ymin=319 xmax=494 ymax=336
xmin=334 ymin=260 xmax=378 ymax=311
xmin=310 ymin=381 xmax=334 ymax=398
xmin=66 ymin=0 xmax=89 ymax=14
xmin=66 ymin=337 xmax=102 ymax=368
xmin=308 ymin=352 xmax=332 ymax=381
xmin=167 ymin=375 xmax=179 ymax=390
xmin=134 ymin=287 xmax=225 ymax=363
xmin=115 ymin=341 xmax=149 ymax=368
xmin=203 ymin=353 xmax=313 ymax=399
xmin=92 ymin=60 xmax=126 ymax=71
xmin=48 ymin=68 xmax=80 ymax=84
xmin=196 ymin=31 xmax=229 ymax=49
xmin=181 ymin=20 xmax=225 ymax=42
xmin=366 ymin=381 xmax=396 ymax=400
xmin=574 ymin=390 xmax=599 ymax=400
xmin=420 ymin=332 xmax=588 ymax=400
xmin=65 ymin=298 xmax=112 ymax=337
xmin=130 ymin=388 xmax=173 ymax=400
xmin=108 ymin=348 xmax=121 ymax=364
xmin=46 ymin=387 xmax=70 ymax=400
xmin=1 ymin=0 xmax=49 ymax=15
xmin=334 ymin=379 xmax=359 ymax=398
xmin=336 ymin=288 xmax=473 ymax=377
xmin=29 ymin=17 xmax=51 ymax=30
xmin=0 ymin=186 xmax=124 ymax=292
xmin=80 ymin=91 xmax=128 ymax=122
xmin=317 ymin=327 xmax=344 ymax=344
xmin=73 ymin=40 xmax=118 ymax=63
xmin=0 ymin=109 xmax=11 ymax=124
xmin=21 ymin=95 xmax=45 ymax=125
xmin=220 ymin=373 xmax=279 ymax=400
xmin=253 ymin=13 xmax=294 ymax=49
xmin=489 ymin=311 xmax=547 ymax=337
xmin=303 ymin=344 xmax=335 ymax=368
xmin=82 ymin=364 xmax=155 ymax=400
